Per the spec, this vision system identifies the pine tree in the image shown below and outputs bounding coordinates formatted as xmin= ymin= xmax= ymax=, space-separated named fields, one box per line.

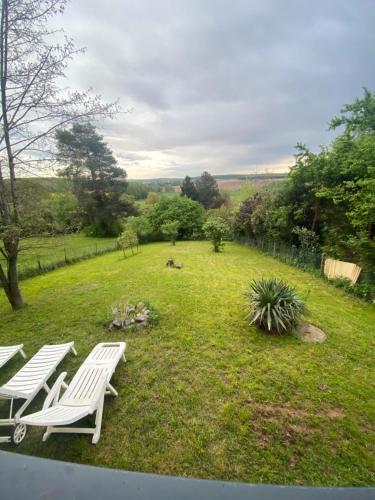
xmin=57 ymin=123 xmax=136 ymax=236
xmin=180 ymin=176 xmax=198 ymax=200
xmin=195 ymin=172 xmax=220 ymax=208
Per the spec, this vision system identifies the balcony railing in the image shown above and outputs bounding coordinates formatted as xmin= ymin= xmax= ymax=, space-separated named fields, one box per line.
xmin=0 ymin=451 xmax=374 ymax=500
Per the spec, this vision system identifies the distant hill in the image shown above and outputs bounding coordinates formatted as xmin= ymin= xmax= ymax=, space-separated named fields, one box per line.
xmin=131 ymin=172 xmax=287 ymax=185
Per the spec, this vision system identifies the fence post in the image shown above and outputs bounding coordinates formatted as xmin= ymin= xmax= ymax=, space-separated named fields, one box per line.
xmin=95 ymin=244 xmax=98 ymax=255
xmin=320 ymin=253 xmax=325 ymax=276
xmin=64 ymin=247 xmax=67 ymax=264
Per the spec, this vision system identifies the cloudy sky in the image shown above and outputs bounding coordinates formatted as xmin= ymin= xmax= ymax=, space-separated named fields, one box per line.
xmin=61 ymin=0 xmax=375 ymax=179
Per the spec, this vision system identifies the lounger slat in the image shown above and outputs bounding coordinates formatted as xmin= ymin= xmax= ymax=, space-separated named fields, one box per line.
xmin=0 ymin=345 xmax=26 ymax=370
xmin=21 ymin=405 xmax=91 ymax=426
xmin=0 ymin=342 xmax=75 ymax=398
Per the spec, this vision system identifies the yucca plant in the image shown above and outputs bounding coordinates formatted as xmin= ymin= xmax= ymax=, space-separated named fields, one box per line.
xmin=246 ymin=278 xmax=305 ymax=334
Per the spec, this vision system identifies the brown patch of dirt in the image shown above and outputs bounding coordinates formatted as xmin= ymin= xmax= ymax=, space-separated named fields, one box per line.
xmin=247 ymin=401 xmax=345 ymax=448
xmin=248 ymin=402 xmax=345 ymax=421
xmin=250 ymin=402 xmax=310 ymax=419
xmin=325 ymin=408 xmax=345 ymax=419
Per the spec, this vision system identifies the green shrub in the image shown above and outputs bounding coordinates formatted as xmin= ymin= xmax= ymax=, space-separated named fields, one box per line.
xmin=117 ymin=228 xmax=139 ymax=256
xmin=161 ymin=220 xmax=179 ymax=245
xmin=246 ymin=278 xmax=305 ymax=334
xmin=203 ymin=217 xmax=230 ymax=252
xmin=329 ymin=277 xmax=375 ymax=303
xmin=151 ymin=196 xmax=205 ymax=239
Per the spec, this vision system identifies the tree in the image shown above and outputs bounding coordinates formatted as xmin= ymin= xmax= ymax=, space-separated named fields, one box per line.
xmin=161 ymin=220 xmax=179 ymax=245
xmin=146 ymin=191 xmax=159 ymax=205
xmin=234 ymin=194 xmax=262 ymax=238
xmin=329 ymin=87 xmax=375 ymax=136
xmin=57 ymin=123 xmax=136 ymax=236
xmin=0 ymin=0 xmax=117 ymax=309
xmin=41 ymin=192 xmax=79 ymax=233
xmin=180 ymin=176 xmax=198 ymax=200
xmin=250 ymin=187 xmax=290 ymax=242
xmin=195 ymin=171 xmax=221 ymax=208
xmin=151 ymin=196 xmax=205 ymax=239
xmin=127 ymin=213 xmax=157 ymax=243
xmin=117 ymin=228 xmax=138 ymax=257
xmin=203 ymin=217 xmax=230 ymax=252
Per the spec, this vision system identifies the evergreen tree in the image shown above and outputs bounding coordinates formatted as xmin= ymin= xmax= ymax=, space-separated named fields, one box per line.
xmin=180 ymin=176 xmax=198 ymax=200
xmin=56 ymin=123 xmax=136 ymax=236
xmin=195 ymin=172 xmax=220 ymax=208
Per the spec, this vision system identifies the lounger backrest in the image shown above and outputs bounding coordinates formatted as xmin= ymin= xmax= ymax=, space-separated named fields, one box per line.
xmin=60 ymin=365 xmax=107 ymax=408
xmin=0 ymin=345 xmax=23 ymax=369
xmin=0 ymin=343 xmax=74 ymax=397
xmin=84 ymin=342 xmax=125 ymax=367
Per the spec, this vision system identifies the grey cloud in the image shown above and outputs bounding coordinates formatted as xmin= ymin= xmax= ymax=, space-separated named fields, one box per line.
xmin=60 ymin=0 xmax=375 ymax=178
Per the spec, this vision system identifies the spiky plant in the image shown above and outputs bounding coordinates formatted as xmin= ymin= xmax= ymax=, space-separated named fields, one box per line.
xmin=246 ymin=278 xmax=305 ymax=334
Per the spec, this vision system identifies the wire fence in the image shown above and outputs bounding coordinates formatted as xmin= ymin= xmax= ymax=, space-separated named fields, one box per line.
xmin=0 ymin=241 xmax=120 ymax=281
xmin=236 ymin=236 xmax=324 ymax=273
xmin=236 ymin=236 xmax=375 ymax=285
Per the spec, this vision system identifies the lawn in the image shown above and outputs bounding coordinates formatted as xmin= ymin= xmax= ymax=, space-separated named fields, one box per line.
xmin=0 ymin=241 xmax=374 ymax=486
xmin=1 ymin=234 xmax=118 ymax=275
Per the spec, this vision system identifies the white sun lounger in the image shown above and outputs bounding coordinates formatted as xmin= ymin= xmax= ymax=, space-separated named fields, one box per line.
xmin=0 ymin=345 xmax=27 ymax=370
xmin=20 ymin=342 xmax=126 ymax=444
xmin=0 ymin=342 xmax=77 ymax=444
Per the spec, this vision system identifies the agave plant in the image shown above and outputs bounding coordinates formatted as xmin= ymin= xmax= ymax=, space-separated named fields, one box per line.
xmin=246 ymin=278 xmax=305 ymax=334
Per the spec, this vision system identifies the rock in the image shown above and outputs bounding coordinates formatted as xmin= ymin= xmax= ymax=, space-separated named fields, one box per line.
xmin=166 ymin=258 xmax=174 ymax=267
xmin=135 ymin=314 xmax=146 ymax=323
xmin=174 ymin=263 xmax=183 ymax=269
xmin=297 ymin=322 xmax=326 ymax=343
xmin=111 ymin=319 xmax=123 ymax=329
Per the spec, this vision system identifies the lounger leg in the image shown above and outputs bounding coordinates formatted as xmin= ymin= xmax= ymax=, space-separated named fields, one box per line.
xmin=43 ymin=426 xmax=53 ymax=442
xmin=20 ymin=349 xmax=27 ymax=359
xmin=43 ymin=383 xmax=50 ymax=393
xmin=122 ymin=353 xmax=126 ymax=362
xmin=92 ymin=394 xmax=105 ymax=444
xmin=106 ymin=383 xmax=118 ymax=397
xmin=71 ymin=345 xmax=78 ymax=356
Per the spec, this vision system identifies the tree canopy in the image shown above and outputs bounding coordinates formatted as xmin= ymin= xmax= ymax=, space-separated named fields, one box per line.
xmin=57 ymin=123 xmax=136 ymax=236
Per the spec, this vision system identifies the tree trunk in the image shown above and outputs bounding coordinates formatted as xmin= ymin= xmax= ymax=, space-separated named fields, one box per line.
xmin=0 ymin=236 xmax=24 ymax=309
xmin=0 ymin=258 xmax=24 ymax=309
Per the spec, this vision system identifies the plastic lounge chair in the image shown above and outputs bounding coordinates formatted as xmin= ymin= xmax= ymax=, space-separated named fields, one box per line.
xmin=0 ymin=342 xmax=77 ymax=444
xmin=0 ymin=345 xmax=27 ymax=370
xmin=20 ymin=342 xmax=126 ymax=444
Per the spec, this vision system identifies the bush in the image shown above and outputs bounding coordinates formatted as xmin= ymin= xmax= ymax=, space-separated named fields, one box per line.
xmin=161 ymin=220 xmax=179 ymax=245
xmin=117 ymin=228 xmax=139 ymax=256
xmin=329 ymin=277 xmax=375 ymax=303
xmin=84 ymin=218 xmax=124 ymax=237
xmin=203 ymin=217 xmax=230 ymax=252
xmin=126 ymin=214 xmax=160 ymax=243
xmin=246 ymin=278 xmax=305 ymax=334
xmin=151 ymin=196 xmax=205 ymax=239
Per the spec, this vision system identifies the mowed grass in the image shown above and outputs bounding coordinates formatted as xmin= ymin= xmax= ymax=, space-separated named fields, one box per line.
xmin=1 ymin=234 xmax=118 ymax=274
xmin=0 ymin=241 xmax=374 ymax=486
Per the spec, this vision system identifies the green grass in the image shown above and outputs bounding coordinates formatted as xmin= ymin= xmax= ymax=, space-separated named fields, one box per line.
xmin=0 ymin=241 xmax=374 ymax=486
xmin=1 ymin=234 xmax=118 ymax=275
